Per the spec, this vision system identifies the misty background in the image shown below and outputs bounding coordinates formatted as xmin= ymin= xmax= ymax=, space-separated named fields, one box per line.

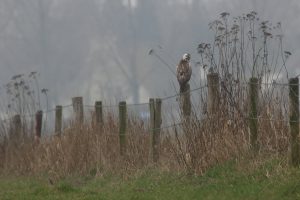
xmin=0 ymin=0 xmax=299 ymax=111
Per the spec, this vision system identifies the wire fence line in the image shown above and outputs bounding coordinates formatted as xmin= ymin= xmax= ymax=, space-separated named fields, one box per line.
xmin=245 ymin=82 xmax=300 ymax=86
xmin=0 ymin=114 xmax=296 ymax=133
xmin=78 ymin=85 xmax=209 ymax=109
xmin=2 ymin=79 xmax=297 ymax=122
xmin=140 ymin=116 xmax=297 ymax=134
xmin=95 ymin=122 xmax=185 ymax=136
xmin=59 ymin=114 xmax=296 ymax=136
xmin=161 ymin=85 xmax=208 ymax=101
xmin=0 ymin=104 xmax=295 ymax=124
xmin=0 ymin=104 xmax=73 ymax=123
xmin=0 ymin=79 xmax=299 ymax=129
xmin=244 ymin=116 xmax=297 ymax=123
xmin=85 ymin=102 xmax=150 ymax=109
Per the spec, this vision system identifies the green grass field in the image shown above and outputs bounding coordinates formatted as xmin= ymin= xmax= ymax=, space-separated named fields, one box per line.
xmin=1 ymin=159 xmax=300 ymax=200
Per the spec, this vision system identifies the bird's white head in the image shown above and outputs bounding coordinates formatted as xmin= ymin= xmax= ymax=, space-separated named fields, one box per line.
xmin=182 ymin=53 xmax=191 ymax=62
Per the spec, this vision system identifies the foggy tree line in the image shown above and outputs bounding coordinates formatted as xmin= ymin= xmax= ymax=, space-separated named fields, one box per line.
xmin=0 ymin=0 xmax=298 ymax=110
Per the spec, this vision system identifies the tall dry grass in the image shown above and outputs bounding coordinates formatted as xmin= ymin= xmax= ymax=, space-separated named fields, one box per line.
xmin=0 ymin=90 xmax=290 ymax=179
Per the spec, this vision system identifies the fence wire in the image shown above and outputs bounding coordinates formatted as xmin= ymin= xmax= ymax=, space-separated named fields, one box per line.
xmin=0 ymin=79 xmax=299 ymax=137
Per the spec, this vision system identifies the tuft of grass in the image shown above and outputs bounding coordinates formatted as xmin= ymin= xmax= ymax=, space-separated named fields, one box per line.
xmin=56 ymin=181 xmax=78 ymax=193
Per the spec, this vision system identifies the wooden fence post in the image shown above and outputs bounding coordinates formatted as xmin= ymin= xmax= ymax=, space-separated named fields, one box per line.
xmin=289 ymin=77 xmax=300 ymax=166
xmin=55 ymin=105 xmax=62 ymax=136
xmin=154 ymin=98 xmax=162 ymax=163
xmin=72 ymin=97 xmax=84 ymax=124
xmin=35 ymin=110 xmax=43 ymax=142
xmin=180 ymin=83 xmax=191 ymax=121
xmin=10 ymin=114 xmax=21 ymax=141
xmin=248 ymin=77 xmax=259 ymax=151
xmin=207 ymin=73 xmax=220 ymax=116
xmin=119 ymin=101 xmax=127 ymax=156
xmin=149 ymin=98 xmax=162 ymax=163
xmin=149 ymin=98 xmax=155 ymax=160
xmin=95 ymin=101 xmax=103 ymax=129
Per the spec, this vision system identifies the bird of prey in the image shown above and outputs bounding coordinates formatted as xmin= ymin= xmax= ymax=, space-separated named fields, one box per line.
xmin=176 ymin=53 xmax=192 ymax=87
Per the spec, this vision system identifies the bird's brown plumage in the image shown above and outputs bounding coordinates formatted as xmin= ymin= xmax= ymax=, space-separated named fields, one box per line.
xmin=176 ymin=59 xmax=192 ymax=87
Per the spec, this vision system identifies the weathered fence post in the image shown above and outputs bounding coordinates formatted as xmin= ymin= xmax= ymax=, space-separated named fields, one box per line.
xmin=35 ymin=110 xmax=43 ymax=142
xmin=95 ymin=101 xmax=103 ymax=130
xmin=207 ymin=73 xmax=220 ymax=116
xmin=289 ymin=77 xmax=300 ymax=166
xmin=72 ymin=97 xmax=84 ymax=124
xmin=55 ymin=105 xmax=62 ymax=136
xmin=10 ymin=114 xmax=21 ymax=141
xmin=154 ymin=98 xmax=162 ymax=163
xmin=149 ymin=98 xmax=155 ymax=160
xmin=180 ymin=83 xmax=191 ymax=120
xmin=149 ymin=98 xmax=162 ymax=163
xmin=119 ymin=101 xmax=127 ymax=156
xmin=248 ymin=77 xmax=259 ymax=151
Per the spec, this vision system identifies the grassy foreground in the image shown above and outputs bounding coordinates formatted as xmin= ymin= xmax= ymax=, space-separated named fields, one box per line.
xmin=1 ymin=159 xmax=300 ymax=200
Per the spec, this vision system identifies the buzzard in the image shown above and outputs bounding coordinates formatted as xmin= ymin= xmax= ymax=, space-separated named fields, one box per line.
xmin=176 ymin=53 xmax=192 ymax=87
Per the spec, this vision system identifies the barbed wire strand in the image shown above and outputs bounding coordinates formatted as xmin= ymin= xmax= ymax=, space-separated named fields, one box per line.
xmin=161 ymin=85 xmax=208 ymax=101
xmin=241 ymin=81 xmax=300 ymax=86
xmin=1 ymin=79 xmax=299 ymax=124
xmin=58 ymin=116 xmax=296 ymax=136
xmin=0 ymin=104 xmax=73 ymax=121
xmin=85 ymin=102 xmax=150 ymax=109
xmin=85 ymin=85 xmax=208 ymax=108
xmin=245 ymin=116 xmax=298 ymax=123
xmin=1 ymin=105 xmax=299 ymax=124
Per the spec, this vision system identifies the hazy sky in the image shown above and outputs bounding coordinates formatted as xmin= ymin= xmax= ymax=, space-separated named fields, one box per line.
xmin=0 ymin=0 xmax=299 ymax=111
